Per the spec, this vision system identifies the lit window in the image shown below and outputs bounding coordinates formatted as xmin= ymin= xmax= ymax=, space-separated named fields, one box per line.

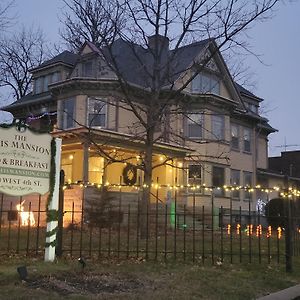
xmin=188 ymin=165 xmax=202 ymax=185
xmin=88 ymin=98 xmax=106 ymax=127
xmin=212 ymin=115 xmax=225 ymax=140
xmin=186 ymin=113 xmax=203 ymax=138
xmin=89 ymin=156 xmax=104 ymax=184
xmin=61 ymin=153 xmax=74 ymax=183
xmin=231 ymin=123 xmax=239 ymax=150
xmin=231 ymin=169 xmax=240 ymax=199
xmin=243 ymin=127 xmax=251 ymax=152
xmin=191 ymin=73 xmax=220 ymax=95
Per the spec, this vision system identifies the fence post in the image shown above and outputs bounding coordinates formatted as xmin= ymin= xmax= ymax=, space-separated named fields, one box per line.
xmin=56 ymin=170 xmax=65 ymax=257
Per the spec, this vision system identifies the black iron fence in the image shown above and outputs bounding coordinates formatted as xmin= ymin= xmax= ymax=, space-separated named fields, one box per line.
xmin=0 ymin=188 xmax=299 ymax=267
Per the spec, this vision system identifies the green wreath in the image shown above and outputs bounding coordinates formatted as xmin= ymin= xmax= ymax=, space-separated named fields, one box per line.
xmin=122 ymin=164 xmax=137 ymax=185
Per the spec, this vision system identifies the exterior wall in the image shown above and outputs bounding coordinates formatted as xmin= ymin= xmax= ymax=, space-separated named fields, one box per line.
xmin=75 ymin=95 xmax=87 ymax=126
xmin=257 ymin=135 xmax=268 ymax=169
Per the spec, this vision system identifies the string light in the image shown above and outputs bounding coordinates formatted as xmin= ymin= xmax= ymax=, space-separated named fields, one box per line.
xmin=236 ymin=224 xmax=241 ymax=235
xmin=267 ymin=226 xmax=272 ymax=238
xmin=26 ymin=112 xmax=57 ymax=122
xmin=60 ymin=181 xmax=300 ymax=197
xmin=256 ymin=225 xmax=262 ymax=237
xmin=277 ymin=227 xmax=282 ymax=239
xmin=227 ymin=224 xmax=231 ymax=235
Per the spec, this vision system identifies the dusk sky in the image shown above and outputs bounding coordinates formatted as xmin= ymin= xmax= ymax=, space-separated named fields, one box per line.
xmin=1 ymin=0 xmax=300 ymax=157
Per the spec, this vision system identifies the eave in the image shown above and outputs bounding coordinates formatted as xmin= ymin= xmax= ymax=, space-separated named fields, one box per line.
xmin=51 ymin=127 xmax=192 ymax=157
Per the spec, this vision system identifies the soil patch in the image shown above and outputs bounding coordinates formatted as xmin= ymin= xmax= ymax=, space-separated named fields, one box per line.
xmin=26 ymin=271 xmax=149 ymax=296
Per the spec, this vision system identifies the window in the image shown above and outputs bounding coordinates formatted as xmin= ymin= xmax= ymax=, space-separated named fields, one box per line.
xmin=43 ymin=75 xmax=49 ymax=92
xmin=51 ymin=72 xmax=61 ymax=83
xmin=191 ymin=73 xmax=220 ymax=95
xmin=243 ymin=171 xmax=252 ymax=201
xmin=231 ymin=123 xmax=239 ymax=150
xmin=83 ymin=61 xmax=93 ymax=77
xmin=231 ymin=169 xmax=240 ymax=199
xmin=89 ymin=156 xmax=104 ymax=184
xmin=61 ymin=153 xmax=74 ymax=183
xmin=62 ymin=98 xmax=75 ymax=129
xmin=35 ymin=77 xmax=43 ymax=94
xmin=188 ymin=165 xmax=202 ymax=186
xmin=212 ymin=166 xmax=225 ymax=196
xmin=245 ymin=102 xmax=258 ymax=114
xmin=212 ymin=115 xmax=225 ymax=140
xmin=186 ymin=113 xmax=203 ymax=138
xmin=243 ymin=127 xmax=251 ymax=152
xmin=88 ymin=98 xmax=106 ymax=127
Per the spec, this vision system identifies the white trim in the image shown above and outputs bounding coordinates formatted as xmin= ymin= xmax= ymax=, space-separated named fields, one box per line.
xmin=44 ymin=138 xmax=62 ymax=262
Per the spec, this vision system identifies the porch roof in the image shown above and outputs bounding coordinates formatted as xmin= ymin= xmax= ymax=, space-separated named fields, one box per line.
xmin=51 ymin=127 xmax=192 ymax=157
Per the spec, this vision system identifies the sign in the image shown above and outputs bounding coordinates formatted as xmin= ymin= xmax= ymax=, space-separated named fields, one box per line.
xmin=0 ymin=125 xmax=52 ymax=196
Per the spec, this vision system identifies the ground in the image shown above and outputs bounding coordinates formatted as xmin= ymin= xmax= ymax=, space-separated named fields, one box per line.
xmin=0 ymin=255 xmax=300 ymax=299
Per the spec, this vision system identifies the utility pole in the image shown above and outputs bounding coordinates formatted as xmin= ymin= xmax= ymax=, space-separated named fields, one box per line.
xmin=284 ymin=175 xmax=293 ymax=272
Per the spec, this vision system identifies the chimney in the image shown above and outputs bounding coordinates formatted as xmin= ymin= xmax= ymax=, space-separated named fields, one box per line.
xmin=148 ymin=34 xmax=169 ymax=61
xmin=148 ymin=34 xmax=169 ymax=51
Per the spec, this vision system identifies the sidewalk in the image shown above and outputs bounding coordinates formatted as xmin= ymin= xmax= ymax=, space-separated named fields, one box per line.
xmin=257 ymin=284 xmax=300 ymax=300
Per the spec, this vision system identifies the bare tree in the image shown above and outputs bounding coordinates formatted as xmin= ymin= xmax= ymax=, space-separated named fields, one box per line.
xmin=60 ymin=0 xmax=280 ymax=236
xmin=0 ymin=26 xmax=47 ymax=101
xmin=0 ymin=0 xmax=15 ymax=33
xmin=60 ymin=0 xmax=126 ymax=50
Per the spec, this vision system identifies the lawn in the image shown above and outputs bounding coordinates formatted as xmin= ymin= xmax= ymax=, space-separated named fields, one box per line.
xmin=0 ymin=255 xmax=300 ymax=300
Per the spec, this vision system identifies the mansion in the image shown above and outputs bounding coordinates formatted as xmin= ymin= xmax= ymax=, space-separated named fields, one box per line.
xmin=1 ymin=36 xmax=277 ymax=213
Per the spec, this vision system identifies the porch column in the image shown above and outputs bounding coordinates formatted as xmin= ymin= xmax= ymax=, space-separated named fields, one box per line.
xmin=82 ymin=141 xmax=89 ymax=184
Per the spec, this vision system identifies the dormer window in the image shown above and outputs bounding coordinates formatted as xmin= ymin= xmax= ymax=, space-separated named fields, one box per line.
xmin=245 ymin=102 xmax=258 ymax=114
xmin=191 ymin=72 xmax=220 ymax=95
xmin=34 ymin=71 xmax=61 ymax=94
xmin=83 ymin=61 xmax=93 ymax=77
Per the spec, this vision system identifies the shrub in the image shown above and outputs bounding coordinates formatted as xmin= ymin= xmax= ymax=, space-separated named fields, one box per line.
xmin=264 ymin=198 xmax=287 ymax=229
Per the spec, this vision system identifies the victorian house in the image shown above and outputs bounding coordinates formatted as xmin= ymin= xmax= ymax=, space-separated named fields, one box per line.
xmin=1 ymin=36 xmax=276 ymax=214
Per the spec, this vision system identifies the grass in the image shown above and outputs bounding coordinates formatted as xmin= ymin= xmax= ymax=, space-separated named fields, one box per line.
xmin=0 ymin=255 xmax=300 ymax=299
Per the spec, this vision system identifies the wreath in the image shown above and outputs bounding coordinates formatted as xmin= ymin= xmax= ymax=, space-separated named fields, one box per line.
xmin=122 ymin=164 xmax=137 ymax=185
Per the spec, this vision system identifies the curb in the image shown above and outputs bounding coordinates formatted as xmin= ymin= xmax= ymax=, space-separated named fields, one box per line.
xmin=257 ymin=284 xmax=300 ymax=300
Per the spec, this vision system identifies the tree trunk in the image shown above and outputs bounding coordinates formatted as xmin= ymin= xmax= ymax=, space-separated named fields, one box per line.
xmin=140 ymin=126 xmax=154 ymax=239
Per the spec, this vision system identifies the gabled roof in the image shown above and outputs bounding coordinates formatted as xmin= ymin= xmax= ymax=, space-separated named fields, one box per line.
xmin=83 ymin=38 xmax=211 ymax=88
xmin=31 ymin=51 xmax=79 ymax=72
